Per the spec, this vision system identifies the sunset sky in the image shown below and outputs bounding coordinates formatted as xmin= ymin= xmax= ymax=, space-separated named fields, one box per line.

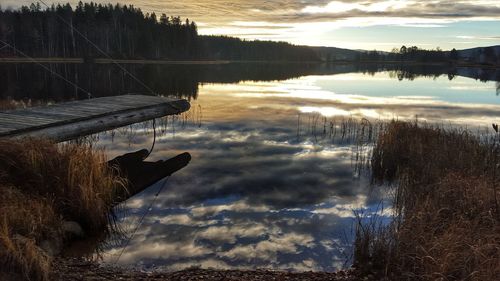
xmin=6 ymin=0 xmax=500 ymax=51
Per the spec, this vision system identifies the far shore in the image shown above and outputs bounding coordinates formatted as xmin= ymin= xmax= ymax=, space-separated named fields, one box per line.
xmin=0 ymin=57 xmax=499 ymax=69
xmin=0 ymin=57 xmax=231 ymax=65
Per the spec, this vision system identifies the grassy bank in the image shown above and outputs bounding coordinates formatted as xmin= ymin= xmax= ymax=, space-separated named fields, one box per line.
xmin=0 ymin=139 xmax=126 ymax=280
xmin=355 ymin=121 xmax=500 ymax=280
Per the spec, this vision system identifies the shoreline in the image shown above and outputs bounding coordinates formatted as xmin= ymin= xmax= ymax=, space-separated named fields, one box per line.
xmin=0 ymin=57 xmax=499 ymax=68
xmin=52 ymin=258 xmax=358 ymax=281
xmin=0 ymin=57 xmax=232 ymax=65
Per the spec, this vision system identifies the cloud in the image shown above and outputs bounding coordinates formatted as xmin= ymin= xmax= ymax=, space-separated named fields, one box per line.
xmin=102 ymin=201 xmax=364 ymax=271
xmin=197 ymin=224 xmax=268 ymax=244
xmin=191 ymin=201 xmax=270 ymax=218
xmin=105 ymin=236 xmax=211 ymax=264
xmin=456 ymin=35 xmax=500 ymax=41
xmin=221 ymin=232 xmax=315 ymax=262
xmin=9 ymin=1 xmax=500 ymax=27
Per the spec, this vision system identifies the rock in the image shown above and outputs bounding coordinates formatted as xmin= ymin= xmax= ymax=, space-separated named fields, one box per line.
xmin=40 ymin=238 xmax=63 ymax=256
xmin=62 ymin=221 xmax=85 ymax=239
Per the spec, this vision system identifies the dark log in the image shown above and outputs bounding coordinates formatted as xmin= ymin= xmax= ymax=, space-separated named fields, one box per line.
xmin=108 ymin=150 xmax=191 ymax=203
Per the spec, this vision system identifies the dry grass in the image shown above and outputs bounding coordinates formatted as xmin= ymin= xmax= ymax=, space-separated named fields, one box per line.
xmin=0 ymin=187 xmax=55 ymax=280
xmin=355 ymin=121 xmax=500 ymax=280
xmin=0 ymin=99 xmax=23 ymax=110
xmin=0 ymin=138 xmax=126 ymax=280
xmin=0 ymin=99 xmax=46 ymax=111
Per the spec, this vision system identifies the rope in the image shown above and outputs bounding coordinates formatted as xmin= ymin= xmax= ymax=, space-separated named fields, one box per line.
xmin=113 ymin=176 xmax=170 ymax=264
xmin=0 ymin=40 xmax=93 ymax=98
xmin=144 ymin=119 xmax=157 ymax=160
xmin=38 ymin=0 xmax=157 ymax=96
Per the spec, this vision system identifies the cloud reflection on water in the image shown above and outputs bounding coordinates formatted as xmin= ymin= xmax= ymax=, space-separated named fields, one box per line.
xmin=97 ymin=117 xmax=378 ymax=271
xmin=95 ymin=71 xmax=498 ymax=272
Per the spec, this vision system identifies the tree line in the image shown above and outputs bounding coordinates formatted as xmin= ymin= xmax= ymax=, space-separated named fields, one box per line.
xmin=388 ymin=46 xmax=449 ymax=62
xmin=0 ymin=2 xmax=198 ymax=59
xmin=355 ymin=46 xmax=449 ymax=62
xmin=356 ymin=45 xmax=499 ymax=65
xmin=0 ymin=2 xmax=319 ymax=61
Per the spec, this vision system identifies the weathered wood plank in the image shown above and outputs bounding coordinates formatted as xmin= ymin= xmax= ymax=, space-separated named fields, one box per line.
xmin=26 ymin=108 xmax=94 ymax=118
xmin=0 ymin=122 xmax=25 ymax=130
xmin=0 ymin=95 xmax=190 ymax=142
xmin=0 ymin=113 xmax=59 ymax=123
xmin=1 ymin=111 xmax=79 ymax=121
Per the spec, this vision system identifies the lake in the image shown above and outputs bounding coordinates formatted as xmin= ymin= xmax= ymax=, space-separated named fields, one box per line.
xmin=1 ymin=63 xmax=499 ymax=272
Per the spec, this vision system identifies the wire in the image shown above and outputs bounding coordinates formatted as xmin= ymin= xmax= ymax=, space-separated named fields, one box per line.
xmin=112 ymin=117 xmax=161 ymax=263
xmin=113 ymin=176 xmax=170 ymax=264
xmin=0 ymin=40 xmax=93 ymax=98
xmin=37 ymin=0 xmax=157 ymax=95
xmin=0 ymin=44 xmax=9 ymax=52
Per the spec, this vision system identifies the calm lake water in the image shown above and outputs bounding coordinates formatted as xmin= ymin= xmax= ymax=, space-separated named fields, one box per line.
xmin=2 ymin=63 xmax=499 ymax=271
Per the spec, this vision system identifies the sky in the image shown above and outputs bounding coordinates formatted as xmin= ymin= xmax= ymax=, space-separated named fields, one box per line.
xmin=5 ymin=0 xmax=500 ymax=51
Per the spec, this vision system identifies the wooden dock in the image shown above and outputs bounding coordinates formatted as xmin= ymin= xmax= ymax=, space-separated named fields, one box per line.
xmin=0 ymin=95 xmax=190 ymax=142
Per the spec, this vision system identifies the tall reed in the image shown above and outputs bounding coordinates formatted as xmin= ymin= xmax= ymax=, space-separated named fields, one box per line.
xmin=356 ymin=121 xmax=500 ymax=280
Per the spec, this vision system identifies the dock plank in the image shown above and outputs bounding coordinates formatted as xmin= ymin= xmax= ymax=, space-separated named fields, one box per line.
xmin=0 ymin=95 xmax=190 ymax=142
xmin=3 ymin=111 xmax=81 ymax=121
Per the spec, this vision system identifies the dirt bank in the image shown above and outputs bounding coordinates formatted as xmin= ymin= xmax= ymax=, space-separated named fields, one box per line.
xmin=53 ymin=258 xmax=360 ymax=281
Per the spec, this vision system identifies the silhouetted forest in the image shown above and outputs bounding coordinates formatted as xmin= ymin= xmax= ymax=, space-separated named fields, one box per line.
xmin=356 ymin=46 xmax=449 ymax=62
xmin=200 ymin=36 xmax=318 ymax=61
xmin=389 ymin=46 xmax=448 ymax=62
xmin=357 ymin=45 xmax=499 ymax=65
xmin=0 ymin=2 xmax=318 ymax=61
xmin=0 ymin=2 xmax=198 ymax=59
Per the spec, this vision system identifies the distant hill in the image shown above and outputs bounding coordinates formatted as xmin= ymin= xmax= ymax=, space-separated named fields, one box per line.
xmin=312 ymin=44 xmax=500 ymax=65
xmin=457 ymin=45 xmax=500 ymax=57
xmin=309 ymin=46 xmax=361 ymax=61
xmin=456 ymin=45 xmax=500 ymax=65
